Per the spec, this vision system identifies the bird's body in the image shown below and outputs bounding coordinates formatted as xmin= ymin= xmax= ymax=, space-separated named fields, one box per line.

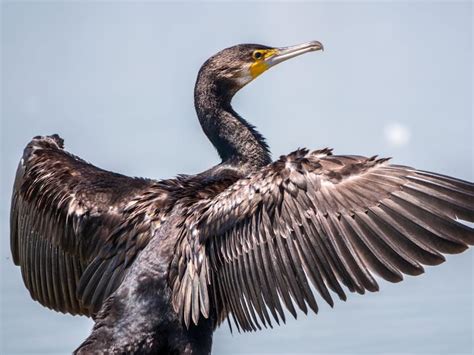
xmin=9 ymin=42 xmax=474 ymax=354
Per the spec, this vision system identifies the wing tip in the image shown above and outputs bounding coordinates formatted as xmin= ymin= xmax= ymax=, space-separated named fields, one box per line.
xmin=23 ymin=134 xmax=65 ymax=160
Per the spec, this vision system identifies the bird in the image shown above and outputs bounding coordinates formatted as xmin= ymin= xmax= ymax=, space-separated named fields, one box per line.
xmin=10 ymin=41 xmax=473 ymax=354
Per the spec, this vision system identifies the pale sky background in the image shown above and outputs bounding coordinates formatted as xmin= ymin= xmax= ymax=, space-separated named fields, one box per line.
xmin=1 ymin=1 xmax=473 ymax=354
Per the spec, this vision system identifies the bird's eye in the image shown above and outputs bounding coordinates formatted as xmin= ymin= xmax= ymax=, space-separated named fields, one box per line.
xmin=252 ymin=51 xmax=264 ymax=60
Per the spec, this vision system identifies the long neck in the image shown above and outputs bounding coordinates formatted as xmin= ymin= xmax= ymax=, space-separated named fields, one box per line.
xmin=194 ymin=71 xmax=271 ymax=169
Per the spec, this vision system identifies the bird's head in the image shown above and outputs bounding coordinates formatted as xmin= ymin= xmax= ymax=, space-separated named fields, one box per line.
xmin=196 ymin=41 xmax=324 ymax=98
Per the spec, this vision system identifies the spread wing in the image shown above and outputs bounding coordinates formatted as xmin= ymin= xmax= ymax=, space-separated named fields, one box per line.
xmin=171 ymin=148 xmax=474 ymax=331
xmin=10 ymin=135 xmax=160 ymax=316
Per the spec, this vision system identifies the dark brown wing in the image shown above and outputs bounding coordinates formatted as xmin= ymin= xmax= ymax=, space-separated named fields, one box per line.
xmin=171 ymin=148 xmax=474 ymax=330
xmin=10 ymin=135 xmax=162 ymax=316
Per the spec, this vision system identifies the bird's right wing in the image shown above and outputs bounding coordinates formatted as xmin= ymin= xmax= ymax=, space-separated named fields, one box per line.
xmin=171 ymin=148 xmax=474 ymax=331
xmin=10 ymin=135 xmax=162 ymax=316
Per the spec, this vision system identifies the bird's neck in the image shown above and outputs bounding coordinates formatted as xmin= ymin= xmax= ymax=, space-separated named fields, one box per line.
xmin=194 ymin=74 xmax=271 ymax=170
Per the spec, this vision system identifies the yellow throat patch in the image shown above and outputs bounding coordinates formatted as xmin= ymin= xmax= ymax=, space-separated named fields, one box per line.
xmin=249 ymin=49 xmax=278 ymax=79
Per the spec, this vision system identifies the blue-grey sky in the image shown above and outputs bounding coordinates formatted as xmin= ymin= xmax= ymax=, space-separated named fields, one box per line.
xmin=1 ymin=1 xmax=472 ymax=354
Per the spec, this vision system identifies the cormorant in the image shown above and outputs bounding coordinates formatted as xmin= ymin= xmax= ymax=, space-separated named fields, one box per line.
xmin=10 ymin=41 xmax=474 ymax=354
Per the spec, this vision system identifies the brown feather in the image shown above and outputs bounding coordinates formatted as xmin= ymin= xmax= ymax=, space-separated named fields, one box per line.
xmin=170 ymin=150 xmax=473 ymax=331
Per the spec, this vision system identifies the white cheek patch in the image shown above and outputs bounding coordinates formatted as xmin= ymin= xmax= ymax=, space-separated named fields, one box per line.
xmin=235 ymin=74 xmax=253 ymax=87
xmin=233 ymin=66 xmax=254 ymax=87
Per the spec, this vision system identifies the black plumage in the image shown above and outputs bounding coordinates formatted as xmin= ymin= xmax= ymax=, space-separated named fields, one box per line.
xmin=9 ymin=41 xmax=473 ymax=354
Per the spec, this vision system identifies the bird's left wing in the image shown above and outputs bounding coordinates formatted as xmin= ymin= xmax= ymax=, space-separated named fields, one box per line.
xmin=171 ymin=148 xmax=474 ymax=331
xmin=10 ymin=135 xmax=161 ymax=316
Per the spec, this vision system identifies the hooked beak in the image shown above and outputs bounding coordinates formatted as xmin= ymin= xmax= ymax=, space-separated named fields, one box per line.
xmin=266 ymin=41 xmax=324 ymax=68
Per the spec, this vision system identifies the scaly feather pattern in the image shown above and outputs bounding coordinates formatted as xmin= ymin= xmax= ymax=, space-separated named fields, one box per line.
xmin=171 ymin=148 xmax=474 ymax=331
xmin=10 ymin=135 xmax=168 ymax=315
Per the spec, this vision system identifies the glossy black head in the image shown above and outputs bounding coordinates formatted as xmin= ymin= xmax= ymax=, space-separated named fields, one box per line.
xmin=195 ymin=41 xmax=324 ymax=99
